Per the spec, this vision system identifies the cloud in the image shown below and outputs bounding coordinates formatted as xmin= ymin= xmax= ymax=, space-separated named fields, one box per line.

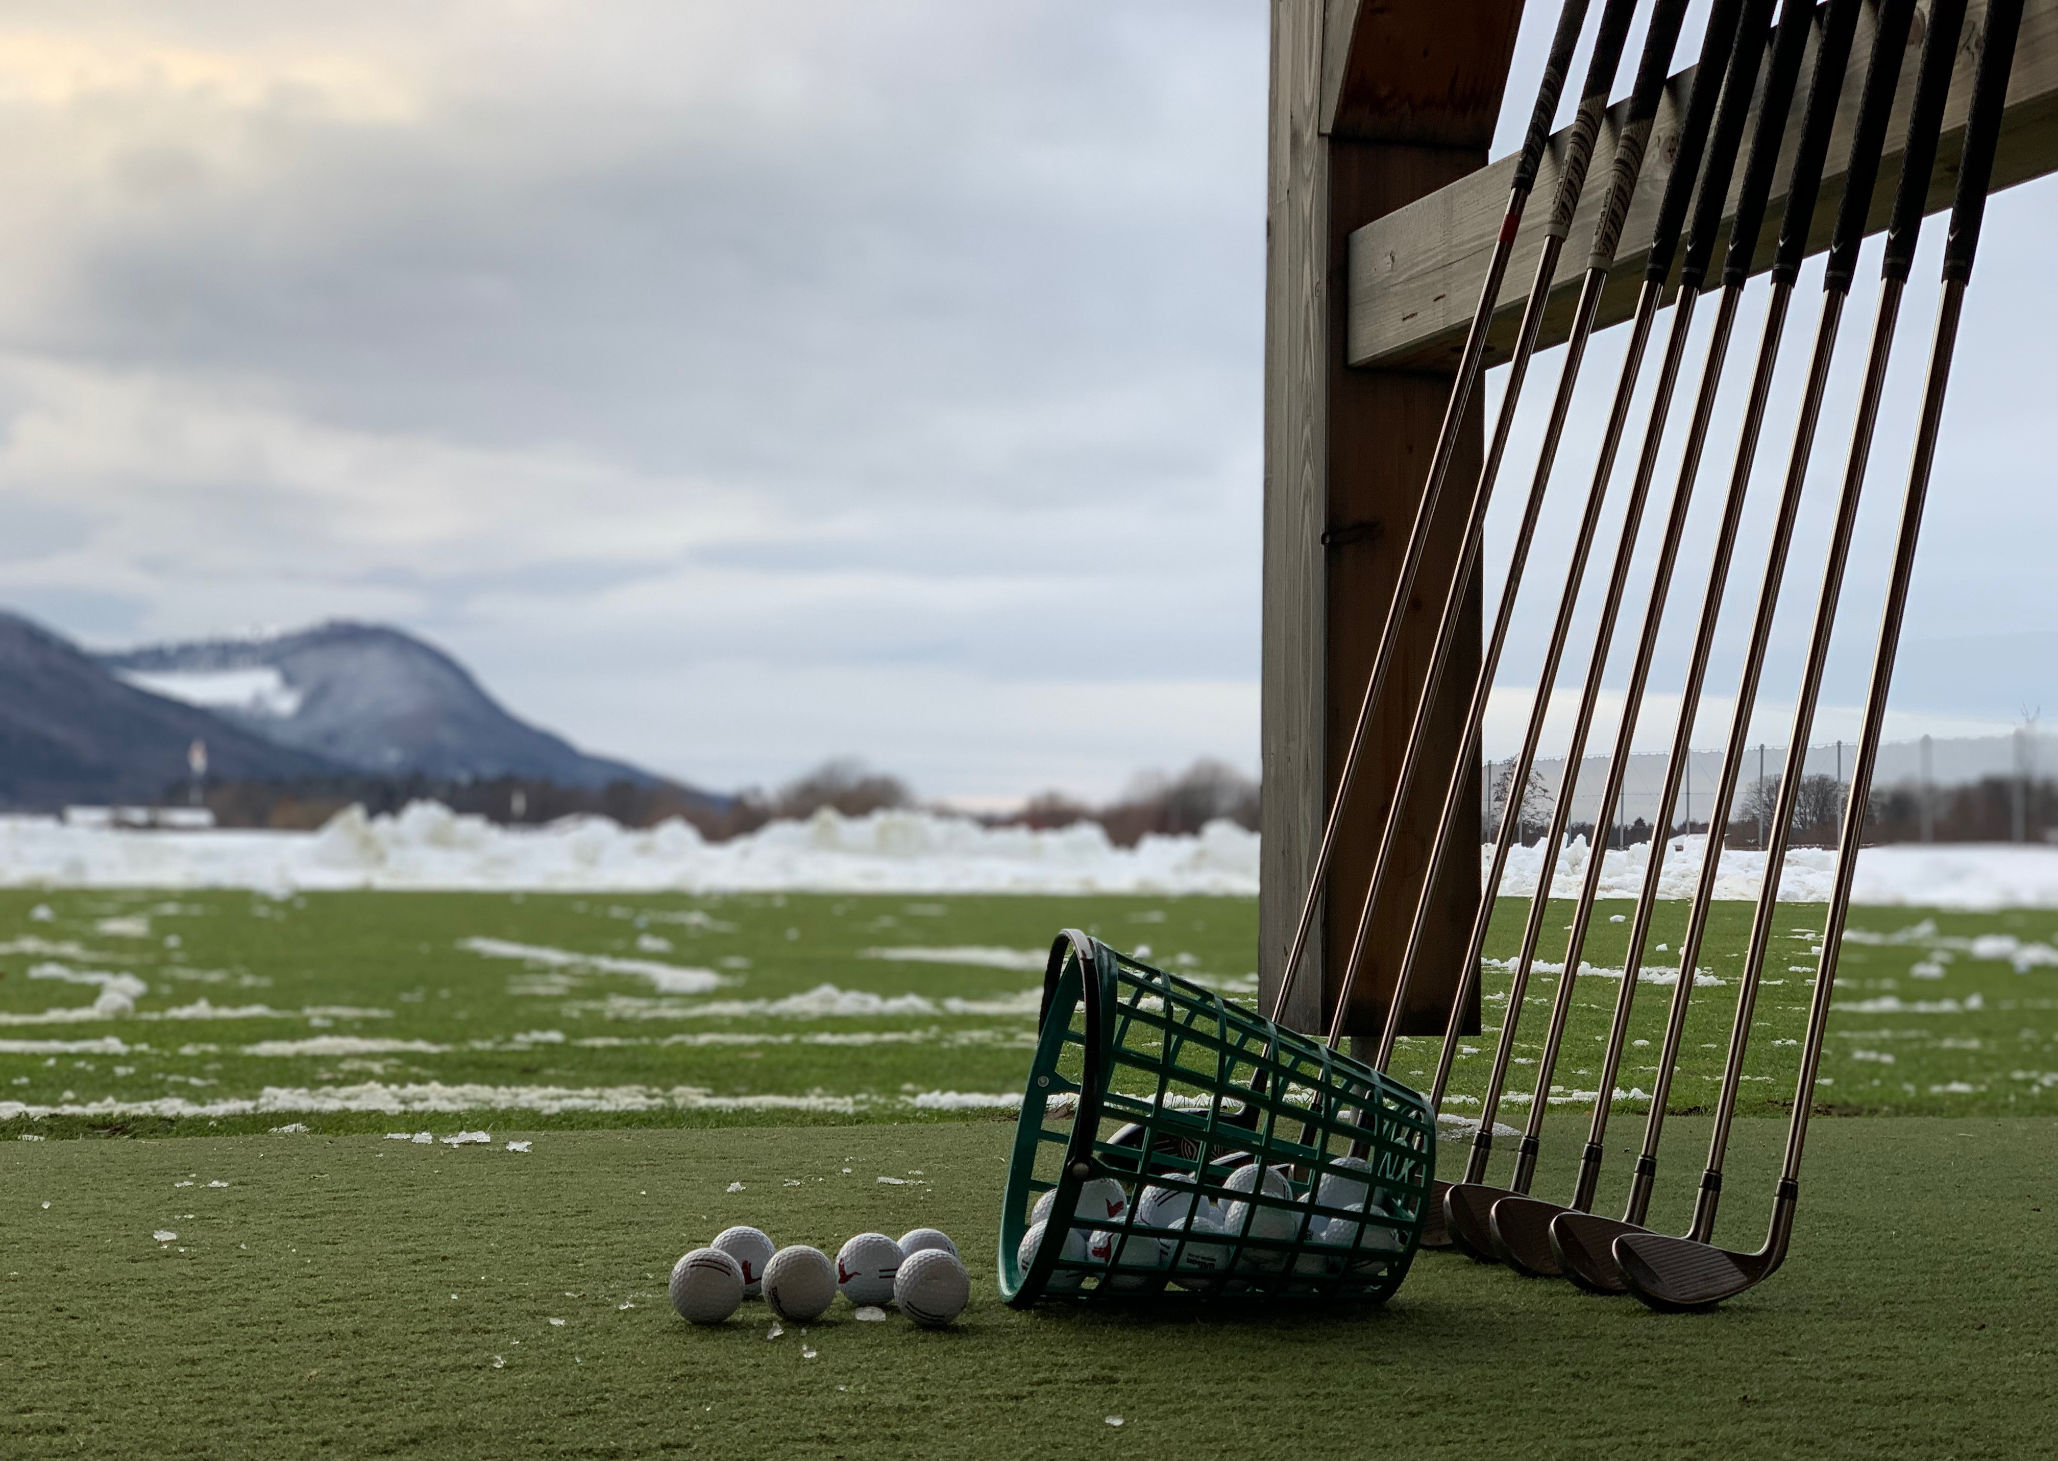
xmin=0 ymin=0 xmax=2045 ymax=800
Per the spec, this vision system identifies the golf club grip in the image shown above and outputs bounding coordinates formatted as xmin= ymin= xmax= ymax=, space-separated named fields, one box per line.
xmin=1770 ymin=0 xmax=1864 ymax=286
xmin=1824 ymin=0 xmax=1920 ymax=291
xmin=1645 ymin=0 xmax=1748 ymax=284
xmin=1588 ymin=0 xmax=1695 ymax=271
xmin=1548 ymin=0 xmax=1642 ymax=238
xmin=1944 ymin=0 xmax=2025 ymax=281
xmin=1680 ymin=0 xmax=1780 ymax=288
xmin=1721 ymin=0 xmax=1819 ymax=287
xmin=1516 ymin=0 xmax=1600 ymax=191
xmin=1884 ymin=0 xmax=1970 ymax=280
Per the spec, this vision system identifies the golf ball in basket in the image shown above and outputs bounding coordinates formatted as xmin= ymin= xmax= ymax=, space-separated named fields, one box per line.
xmin=1167 ymin=1211 xmax=1230 ymax=1292
xmin=835 ymin=1232 xmax=904 ymax=1307
xmin=1075 ymin=1176 xmax=1129 ymax=1226
xmin=1087 ymin=1224 xmax=1171 ymax=1293
xmin=1029 ymin=1176 xmax=1128 ymax=1231
xmin=1135 ymin=1183 xmax=1205 ymax=1230
xmin=669 ymin=1247 xmax=744 ymax=1325
xmin=898 ymin=1227 xmax=959 ymax=1260
xmin=711 ymin=1225 xmax=775 ymax=1298
xmin=1221 ymin=1163 xmax=1299 ymax=1270
xmin=894 ymin=1248 xmax=971 ymax=1326
xmin=1017 ymin=1218 xmax=1089 ymax=1293
xmin=762 ymin=1244 xmax=838 ymax=1323
xmin=1311 ymin=1156 xmax=1373 ymax=1212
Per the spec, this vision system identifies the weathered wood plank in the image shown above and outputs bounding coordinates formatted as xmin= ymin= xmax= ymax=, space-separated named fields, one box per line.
xmin=1262 ymin=0 xmax=1512 ymax=1040
xmin=1261 ymin=0 xmax=1330 ymax=1037
xmin=1349 ymin=0 xmax=2058 ymax=370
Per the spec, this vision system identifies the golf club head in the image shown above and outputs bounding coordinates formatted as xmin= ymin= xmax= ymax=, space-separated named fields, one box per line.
xmin=1416 ymin=1179 xmax=1454 ymax=1248
xmin=1487 ymin=1194 xmax=1570 ymax=1276
xmin=1441 ymin=1182 xmax=1516 ymax=1263
xmin=1614 ymin=1231 xmax=1775 ymax=1311
xmin=1547 ymin=1210 xmax=1644 ymax=1294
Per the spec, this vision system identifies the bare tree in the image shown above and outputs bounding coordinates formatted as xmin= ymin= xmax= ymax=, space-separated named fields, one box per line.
xmin=1485 ymin=762 xmax=1554 ymax=843
xmin=774 ymin=758 xmax=912 ymax=819
xmin=1789 ymin=774 xmax=1846 ymax=845
xmin=1735 ymin=775 xmax=1782 ymax=846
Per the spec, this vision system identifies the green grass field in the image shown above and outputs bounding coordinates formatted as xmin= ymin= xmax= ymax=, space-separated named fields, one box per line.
xmin=3 ymin=888 xmax=2055 ymax=1142
xmin=7 ymin=887 xmax=2058 ymax=1456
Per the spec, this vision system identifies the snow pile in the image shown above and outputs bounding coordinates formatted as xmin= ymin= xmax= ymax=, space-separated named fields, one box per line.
xmin=1491 ymin=834 xmax=2058 ymax=910
xmin=0 ymin=801 xmax=1260 ymax=895
xmin=5 ymin=801 xmax=2058 ymax=906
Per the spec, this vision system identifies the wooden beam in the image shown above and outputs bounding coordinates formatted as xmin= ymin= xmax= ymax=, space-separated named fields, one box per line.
xmin=1348 ymin=0 xmax=2058 ymax=370
xmin=1262 ymin=0 xmax=1517 ymax=1041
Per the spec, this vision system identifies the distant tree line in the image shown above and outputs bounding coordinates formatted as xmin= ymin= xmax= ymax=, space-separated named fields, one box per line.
xmin=186 ymin=760 xmax=2052 ymax=850
xmin=997 ymin=759 xmax=1261 ymax=847
xmin=185 ymin=755 xmax=1260 ymax=848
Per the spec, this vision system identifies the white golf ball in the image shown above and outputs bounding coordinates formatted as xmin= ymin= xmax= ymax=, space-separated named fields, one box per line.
xmin=1016 ymin=1218 xmax=1089 ymax=1293
xmin=1311 ymin=1156 xmax=1374 ymax=1213
xmin=897 ymin=1228 xmax=959 ymax=1261
xmin=762 ymin=1244 xmax=837 ymax=1323
xmin=1087 ymin=1223 xmax=1172 ymax=1294
xmin=669 ymin=1247 xmax=744 ymax=1325
xmin=1221 ymin=1163 xmax=1299 ymax=1271
xmin=893 ymin=1248 xmax=970 ymax=1326
xmin=835 ymin=1232 xmax=904 ymax=1307
xmin=1074 ymin=1176 xmax=1130 ymax=1227
xmin=1030 ymin=1187 xmax=1058 ymax=1225
xmin=1135 ymin=1183 xmax=1205 ymax=1230
xmin=711 ymin=1225 xmax=775 ymax=1298
xmin=1167 ymin=1210 xmax=1231 ymax=1292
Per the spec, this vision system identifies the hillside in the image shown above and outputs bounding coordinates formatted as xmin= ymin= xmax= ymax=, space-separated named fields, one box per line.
xmin=0 ymin=612 xmax=342 ymax=808
xmin=101 ymin=622 xmax=664 ymax=792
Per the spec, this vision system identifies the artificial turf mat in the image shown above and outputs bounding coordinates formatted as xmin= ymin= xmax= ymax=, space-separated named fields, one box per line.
xmin=4 ymin=1116 xmax=2052 ymax=1458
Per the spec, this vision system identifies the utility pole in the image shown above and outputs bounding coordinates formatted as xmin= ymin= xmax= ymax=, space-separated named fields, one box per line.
xmin=1758 ymin=742 xmax=1768 ymax=849
xmin=1919 ymin=733 xmax=1934 ymax=843
xmin=2013 ymin=708 xmax=2038 ymax=844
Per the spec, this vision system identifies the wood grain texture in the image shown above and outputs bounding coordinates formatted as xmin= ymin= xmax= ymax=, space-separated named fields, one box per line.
xmin=1262 ymin=0 xmax=1509 ymax=1039
xmin=1349 ymin=0 xmax=2058 ymax=369
xmin=1262 ymin=0 xmax=1330 ymax=1037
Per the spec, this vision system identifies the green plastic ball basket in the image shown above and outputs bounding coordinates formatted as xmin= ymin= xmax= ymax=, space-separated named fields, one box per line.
xmin=998 ymin=930 xmax=1436 ymax=1306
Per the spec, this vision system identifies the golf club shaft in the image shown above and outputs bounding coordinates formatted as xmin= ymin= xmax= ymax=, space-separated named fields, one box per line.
xmin=1320 ymin=0 xmax=1698 ymax=1052
xmin=1403 ymin=0 xmax=1780 ymax=1107
xmin=1767 ymin=0 xmax=2022 ymax=1264
xmin=1534 ymin=0 xmax=1874 ymax=1212
xmin=1453 ymin=0 xmax=1816 ymax=1186
xmin=1605 ymin=0 xmax=1924 ymax=1226
xmin=1681 ymin=0 xmax=1972 ymax=1245
xmin=1268 ymin=0 xmax=1613 ymax=1026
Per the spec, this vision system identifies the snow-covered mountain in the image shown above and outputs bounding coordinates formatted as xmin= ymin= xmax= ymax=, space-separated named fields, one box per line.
xmin=0 ymin=612 xmax=342 ymax=807
xmin=98 ymin=621 xmax=666 ymax=791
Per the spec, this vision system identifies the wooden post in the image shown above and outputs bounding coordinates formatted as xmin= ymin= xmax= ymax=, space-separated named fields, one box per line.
xmin=1261 ymin=0 xmax=1522 ymax=1040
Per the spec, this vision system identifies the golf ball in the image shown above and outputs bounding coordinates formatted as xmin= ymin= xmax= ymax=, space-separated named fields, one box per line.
xmin=1074 ymin=1176 xmax=1130 ymax=1227
xmin=669 ymin=1247 xmax=744 ymax=1325
xmin=1087 ymin=1223 xmax=1171 ymax=1294
xmin=1311 ymin=1156 xmax=1373 ymax=1213
xmin=893 ymin=1248 xmax=970 ymax=1327
xmin=1016 ymin=1218 xmax=1089 ymax=1293
xmin=1167 ymin=1210 xmax=1231 ymax=1292
xmin=897 ymin=1228 xmax=959 ymax=1260
xmin=711 ymin=1225 xmax=775 ymax=1298
xmin=1135 ymin=1183 xmax=1205 ymax=1231
xmin=1221 ymin=1162 xmax=1299 ymax=1271
xmin=1029 ymin=1176 xmax=1128 ymax=1233
xmin=762 ymin=1244 xmax=837 ymax=1323
xmin=835 ymin=1232 xmax=904 ymax=1307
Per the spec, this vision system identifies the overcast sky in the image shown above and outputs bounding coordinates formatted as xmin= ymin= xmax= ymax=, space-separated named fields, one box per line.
xmin=0 ymin=2 xmax=2049 ymax=804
